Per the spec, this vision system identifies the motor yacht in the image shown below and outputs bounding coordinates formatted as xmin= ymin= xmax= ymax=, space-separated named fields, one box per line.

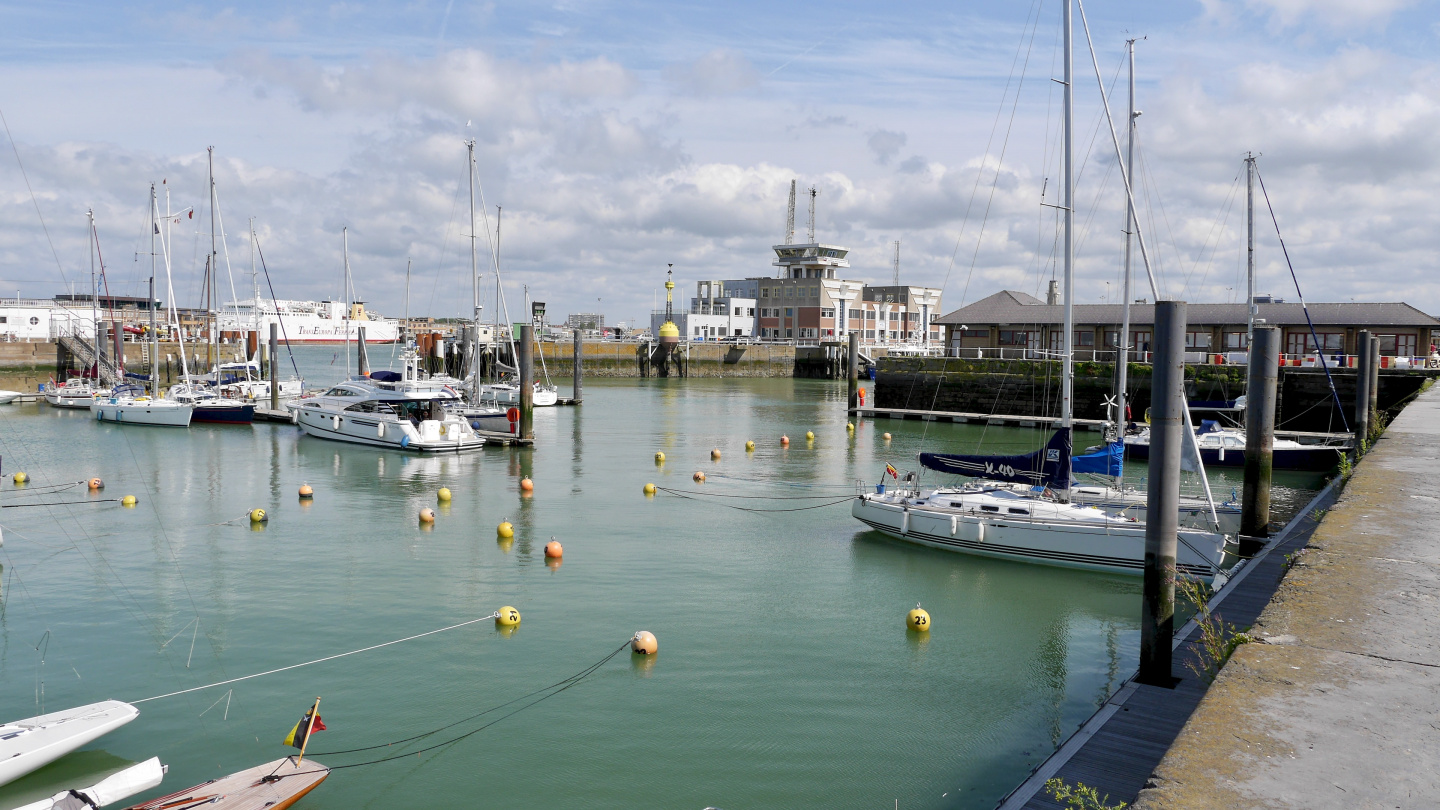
xmin=44 ymin=378 xmax=105 ymax=409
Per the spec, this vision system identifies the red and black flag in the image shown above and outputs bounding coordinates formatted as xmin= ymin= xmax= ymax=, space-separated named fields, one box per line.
xmin=283 ymin=704 xmax=326 ymax=749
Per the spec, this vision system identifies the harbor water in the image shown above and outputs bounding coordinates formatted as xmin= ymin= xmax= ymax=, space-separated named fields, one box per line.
xmin=0 ymin=355 xmax=1325 ymax=809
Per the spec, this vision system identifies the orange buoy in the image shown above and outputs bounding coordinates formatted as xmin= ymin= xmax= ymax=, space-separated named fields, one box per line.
xmin=631 ymin=631 xmax=658 ymax=655
xmin=87 ymin=477 xmax=104 ymax=491
xmin=419 ymin=508 xmax=436 ymax=524
xmin=520 ymin=478 xmax=534 ymax=492
xmin=298 ymin=483 xmax=314 ymax=499
xmin=883 ymin=432 xmax=892 ymax=441
xmin=545 ymin=538 xmax=564 ymax=558
xmin=693 ymin=471 xmax=706 ymax=483
xmin=711 ymin=448 xmax=721 ymax=460
xmin=780 ymin=435 xmax=790 ymax=446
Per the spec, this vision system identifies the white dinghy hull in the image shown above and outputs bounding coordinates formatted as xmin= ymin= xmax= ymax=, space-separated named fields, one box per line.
xmin=0 ymin=701 xmax=140 ymax=788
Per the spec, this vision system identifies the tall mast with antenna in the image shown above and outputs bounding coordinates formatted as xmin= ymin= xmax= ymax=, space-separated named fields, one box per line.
xmin=467 ymin=140 xmax=480 ymax=401
xmin=1060 ymin=0 xmax=1074 ymax=438
xmin=208 ymin=147 xmax=219 ymax=379
xmin=1246 ymin=152 xmax=1256 ymax=345
xmin=88 ymin=209 xmax=98 ymax=377
xmin=149 ymin=186 xmax=158 ymax=398
xmin=1116 ymin=38 xmax=1138 ymax=434
xmin=806 ymin=186 xmax=818 ymax=243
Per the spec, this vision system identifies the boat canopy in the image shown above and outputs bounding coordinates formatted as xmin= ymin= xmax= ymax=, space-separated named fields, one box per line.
xmin=919 ymin=428 xmax=1072 ymax=490
xmin=1073 ymin=441 xmax=1124 ymax=478
xmin=369 ymin=370 xmax=402 ymax=382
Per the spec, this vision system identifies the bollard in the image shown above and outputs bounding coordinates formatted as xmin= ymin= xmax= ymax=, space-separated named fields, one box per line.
xmin=519 ymin=324 xmax=534 ymax=440
xmin=1140 ymin=300 xmax=1185 ymax=688
xmin=847 ymin=331 xmax=859 ymax=413
xmin=572 ymin=328 xmax=583 ymax=404
xmin=356 ymin=326 xmax=369 ymax=376
xmin=1353 ymin=330 xmax=1371 ymax=449
xmin=1368 ymin=334 xmax=1380 ymax=424
xmin=270 ymin=323 xmax=280 ymax=411
xmin=1241 ymin=326 xmax=1279 ymax=547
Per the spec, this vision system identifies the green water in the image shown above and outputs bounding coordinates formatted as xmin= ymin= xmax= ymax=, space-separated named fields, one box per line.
xmin=0 ymin=359 xmax=1324 ymax=809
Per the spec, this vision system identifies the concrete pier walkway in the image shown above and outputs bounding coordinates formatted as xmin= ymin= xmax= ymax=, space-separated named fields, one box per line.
xmin=1134 ymin=380 xmax=1440 ymax=808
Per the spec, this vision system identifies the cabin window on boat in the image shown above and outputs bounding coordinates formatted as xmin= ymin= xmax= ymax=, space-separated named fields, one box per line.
xmin=324 ymin=387 xmax=351 ymax=396
xmin=981 ymin=505 xmax=1000 ymax=512
xmin=1008 ymin=508 xmax=1029 ymax=515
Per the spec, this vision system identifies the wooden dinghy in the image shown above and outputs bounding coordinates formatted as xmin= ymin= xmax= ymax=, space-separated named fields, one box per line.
xmin=123 ymin=757 xmax=328 ymax=810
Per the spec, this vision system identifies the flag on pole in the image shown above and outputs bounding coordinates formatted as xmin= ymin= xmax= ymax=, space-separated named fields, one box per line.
xmin=283 ymin=706 xmax=326 ymax=749
xmin=885 ymin=463 xmax=898 ymax=479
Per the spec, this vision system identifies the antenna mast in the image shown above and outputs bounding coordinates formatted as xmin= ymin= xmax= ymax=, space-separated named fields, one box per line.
xmin=785 ymin=180 xmax=796 ymax=245
xmin=806 ymin=186 xmax=818 ymax=243
xmin=892 ymin=241 xmax=900 ymax=286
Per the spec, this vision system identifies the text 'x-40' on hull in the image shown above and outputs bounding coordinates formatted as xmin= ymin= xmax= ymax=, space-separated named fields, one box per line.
xmin=852 ymin=490 xmax=1227 ymax=582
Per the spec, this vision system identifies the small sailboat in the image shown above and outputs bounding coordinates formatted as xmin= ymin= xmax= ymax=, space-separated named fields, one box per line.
xmin=15 ymin=757 xmax=165 ymax=810
xmin=0 ymin=701 xmax=140 ymax=788
xmin=120 ymin=758 xmax=327 ymax=810
xmin=166 ymin=383 xmax=255 ymax=424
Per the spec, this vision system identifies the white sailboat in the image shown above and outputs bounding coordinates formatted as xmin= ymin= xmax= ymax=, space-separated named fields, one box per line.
xmin=852 ymin=3 xmax=1229 ymax=581
xmin=45 ymin=379 xmax=102 ymax=409
xmin=90 ymin=184 xmax=192 ymax=428
xmin=14 ymin=757 xmax=165 ymax=810
xmin=0 ymin=701 xmax=140 ymax=788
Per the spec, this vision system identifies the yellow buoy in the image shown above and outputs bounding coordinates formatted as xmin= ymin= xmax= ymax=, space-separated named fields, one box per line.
xmin=121 ymin=495 xmax=138 ymax=507
xmin=497 ymin=521 xmax=515 ymax=538
xmin=654 ymin=451 xmax=666 ymax=464
xmin=12 ymin=472 xmax=27 ymax=485
xmin=496 ymin=606 xmax=521 ymax=626
xmin=693 ymin=471 xmax=706 ymax=483
xmin=711 ymin=448 xmax=721 ymax=460
xmin=419 ymin=507 xmax=436 ymax=524
xmin=520 ymin=478 xmax=535 ymax=492
xmin=298 ymin=483 xmax=314 ymax=499
xmin=631 ymin=631 xmax=658 ymax=655
xmin=883 ymin=432 xmax=893 ymax=441
xmin=745 ymin=440 xmax=755 ymax=452
xmin=249 ymin=508 xmax=267 ymax=524
xmin=846 ymin=422 xmax=855 ymax=432
xmin=643 ymin=483 xmax=656 ymax=495
xmin=87 ymin=477 xmax=104 ymax=490
xmin=906 ymin=604 xmax=931 ymax=632
xmin=780 ymin=435 xmax=790 ymax=446
xmin=437 ymin=487 xmax=452 ymax=502
xmin=545 ymin=538 xmax=564 ymax=558
xmin=805 ymin=431 xmax=815 ymax=441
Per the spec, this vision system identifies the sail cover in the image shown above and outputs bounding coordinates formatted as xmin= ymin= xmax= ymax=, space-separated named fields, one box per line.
xmin=1073 ymin=441 xmax=1124 ymax=478
xmin=919 ymin=428 xmax=1072 ymax=489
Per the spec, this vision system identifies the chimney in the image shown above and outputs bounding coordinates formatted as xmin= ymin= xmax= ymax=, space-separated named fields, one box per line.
xmin=1046 ymin=280 xmax=1059 ymax=306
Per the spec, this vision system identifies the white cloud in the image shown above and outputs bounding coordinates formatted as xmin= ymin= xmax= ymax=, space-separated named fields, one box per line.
xmin=1243 ymin=0 xmax=1420 ymax=29
xmin=662 ymin=49 xmax=761 ymax=98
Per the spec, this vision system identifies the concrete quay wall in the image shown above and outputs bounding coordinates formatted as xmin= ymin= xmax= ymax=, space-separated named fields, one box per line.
xmin=1132 ymin=379 xmax=1440 ymax=809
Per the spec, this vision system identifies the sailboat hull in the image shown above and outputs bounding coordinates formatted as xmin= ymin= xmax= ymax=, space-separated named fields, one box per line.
xmin=90 ymin=400 xmax=194 ymax=427
xmin=191 ymin=403 xmax=256 ymax=424
xmin=0 ymin=701 xmax=139 ymax=788
xmin=1123 ymin=441 xmax=1342 ymax=471
xmin=852 ymin=495 xmax=1226 ymax=581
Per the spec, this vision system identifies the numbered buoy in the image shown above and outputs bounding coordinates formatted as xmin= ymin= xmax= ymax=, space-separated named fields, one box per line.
xmin=249 ymin=508 xmax=267 ymax=524
xmin=693 ymin=471 xmax=706 ymax=483
xmin=883 ymin=432 xmax=893 ymax=441
xmin=545 ymin=538 xmax=563 ymax=558
xmin=906 ymin=604 xmax=931 ymax=632
xmin=643 ymin=483 xmax=656 ymax=495
xmin=121 ymin=495 xmax=138 ymax=507
xmin=654 ymin=451 xmax=666 ymax=464
xmin=12 ymin=472 xmax=27 ymax=485
xmin=780 ymin=435 xmax=790 ymax=446
xmin=631 ymin=631 xmax=658 ymax=655
xmin=711 ymin=448 xmax=721 ymax=460
xmin=497 ymin=521 xmax=515 ymax=538
xmin=298 ymin=483 xmax=314 ymax=499
xmin=87 ymin=477 xmax=104 ymax=490
xmin=419 ymin=508 xmax=436 ymax=524
xmin=805 ymin=431 xmax=815 ymax=441
xmin=745 ymin=440 xmax=755 ymax=452
xmin=520 ymin=478 xmax=534 ymax=492
xmin=496 ymin=606 xmax=521 ymax=626
xmin=437 ymin=487 xmax=452 ymax=502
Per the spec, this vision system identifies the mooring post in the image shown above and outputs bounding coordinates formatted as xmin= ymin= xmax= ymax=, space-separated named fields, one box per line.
xmin=847 ymin=331 xmax=859 ymax=413
xmin=356 ymin=326 xmax=369 ymax=376
xmin=572 ymin=328 xmax=583 ymax=404
xmin=97 ymin=322 xmax=109 ymax=381
xmin=1141 ymin=300 xmax=1185 ymax=688
xmin=1353 ymin=330 xmax=1371 ymax=449
xmin=269 ymin=322 xmax=280 ymax=411
xmin=519 ymin=324 xmax=534 ymax=440
xmin=1241 ymin=326 xmax=1279 ymax=545
xmin=1368 ymin=334 xmax=1380 ymax=426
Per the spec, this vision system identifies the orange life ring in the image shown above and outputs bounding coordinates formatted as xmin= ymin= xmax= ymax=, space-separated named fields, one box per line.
xmin=506 ymin=407 xmax=520 ymax=422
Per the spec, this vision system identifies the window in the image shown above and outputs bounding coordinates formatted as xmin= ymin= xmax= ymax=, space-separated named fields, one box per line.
xmin=1130 ymin=330 xmax=1152 ymax=353
xmin=0 ymin=316 xmax=6 ymax=323
xmin=1185 ymin=331 xmax=1213 ymax=349
xmin=29 ymin=317 xmax=39 ymax=325
xmin=760 ymin=288 xmax=769 ymax=298
xmin=1224 ymin=332 xmax=1248 ymax=350
xmin=784 ymin=307 xmax=794 ymax=317
xmin=981 ymin=505 xmax=1000 ymax=513
xmin=784 ymin=287 xmax=794 ymax=298
xmin=821 ymin=308 xmax=835 ymax=318
xmin=865 ymin=329 xmax=875 ymax=339
xmin=1074 ymin=330 xmax=1095 ymax=347
xmin=865 ymin=311 xmax=875 ymax=321
xmin=1103 ymin=330 xmax=1120 ymax=348
xmin=1007 ymin=507 xmax=1030 ymax=515
xmin=999 ymin=330 xmax=1032 ymax=347
xmin=785 ymin=328 xmax=793 ymax=338
xmin=1286 ymin=332 xmax=1343 ymax=355
xmin=1378 ymin=334 xmax=1417 ymax=356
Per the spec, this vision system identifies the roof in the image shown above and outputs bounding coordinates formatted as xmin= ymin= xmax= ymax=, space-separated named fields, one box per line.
xmin=934 ymin=291 xmax=1440 ymax=329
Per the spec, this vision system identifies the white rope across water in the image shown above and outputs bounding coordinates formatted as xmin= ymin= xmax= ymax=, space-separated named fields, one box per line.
xmin=131 ymin=612 xmax=500 ymax=703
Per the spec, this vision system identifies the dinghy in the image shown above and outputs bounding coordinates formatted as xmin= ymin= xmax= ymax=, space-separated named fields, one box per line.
xmin=14 ymin=757 xmax=165 ymax=810
xmin=0 ymin=700 xmax=140 ymax=787
xmin=122 ymin=757 xmax=328 ymax=810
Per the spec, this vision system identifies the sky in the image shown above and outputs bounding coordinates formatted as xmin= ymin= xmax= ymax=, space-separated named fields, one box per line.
xmin=2 ymin=0 xmax=1438 ymax=327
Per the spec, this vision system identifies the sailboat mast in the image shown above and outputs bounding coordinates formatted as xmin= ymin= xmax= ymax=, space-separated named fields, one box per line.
xmin=208 ymin=147 xmax=219 ymax=381
xmin=149 ymin=185 xmax=159 ymax=398
xmin=468 ymin=140 xmax=480 ymax=401
xmin=1246 ymin=152 xmax=1256 ymax=345
xmin=88 ymin=209 xmax=99 ymax=377
xmin=343 ymin=227 xmax=351 ymax=377
xmin=1060 ymin=0 xmax=1074 ymax=431
xmin=1116 ymin=38 xmax=1137 ymax=429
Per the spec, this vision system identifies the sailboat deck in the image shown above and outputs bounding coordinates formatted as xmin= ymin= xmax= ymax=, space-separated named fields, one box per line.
xmin=123 ymin=757 xmax=328 ymax=810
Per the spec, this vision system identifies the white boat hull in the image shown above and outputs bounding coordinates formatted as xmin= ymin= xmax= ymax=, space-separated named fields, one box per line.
xmin=0 ymin=701 xmax=140 ymax=787
xmin=0 ymin=390 xmax=22 ymax=404
xmin=477 ymin=384 xmax=558 ymax=407
xmin=852 ymin=495 xmax=1226 ymax=581
xmin=1068 ymin=485 xmax=1242 ymax=534
xmin=90 ymin=399 xmax=194 ymax=427
xmin=295 ymin=405 xmax=489 ymax=452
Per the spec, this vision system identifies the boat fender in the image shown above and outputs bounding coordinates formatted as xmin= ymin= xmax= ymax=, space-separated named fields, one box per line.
xmin=377 ymin=422 xmax=386 ymax=438
xmin=400 ymin=435 xmax=410 ymax=448
xmin=900 ymin=509 xmax=910 ymax=536
xmin=331 ymin=415 xmax=340 ymax=430
xmin=949 ymin=516 xmax=958 ymax=536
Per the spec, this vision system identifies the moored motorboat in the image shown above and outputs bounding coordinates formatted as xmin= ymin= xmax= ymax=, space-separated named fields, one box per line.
xmin=0 ymin=389 xmax=22 ymax=404
xmin=1123 ymin=422 xmax=1345 ymax=471
xmin=0 ymin=700 xmax=140 ymax=788
xmin=44 ymin=379 xmax=104 ymax=409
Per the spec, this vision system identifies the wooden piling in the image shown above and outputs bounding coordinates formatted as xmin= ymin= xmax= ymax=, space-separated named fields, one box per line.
xmin=269 ymin=323 xmax=280 ymax=411
xmin=572 ymin=329 xmax=583 ymax=404
xmin=519 ymin=324 xmax=534 ymax=440
xmin=1242 ymin=326 xmax=1279 ymax=542
xmin=1354 ymin=330 xmax=1371 ymax=449
xmin=847 ymin=331 xmax=859 ymax=413
xmin=1141 ymin=300 xmax=1185 ymax=688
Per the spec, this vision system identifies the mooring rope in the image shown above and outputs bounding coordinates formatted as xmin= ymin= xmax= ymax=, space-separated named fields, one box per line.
xmin=654 ymin=486 xmax=852 ymax=512
xmin=1 ymin=499 xmax=121 ymax=509
xmin=131 ymin=613 xmax=501 ymax=703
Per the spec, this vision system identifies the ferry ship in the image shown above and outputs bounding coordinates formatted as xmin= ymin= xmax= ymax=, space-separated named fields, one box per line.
xmin=217 ymin=297 xmax=400 ymax=344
